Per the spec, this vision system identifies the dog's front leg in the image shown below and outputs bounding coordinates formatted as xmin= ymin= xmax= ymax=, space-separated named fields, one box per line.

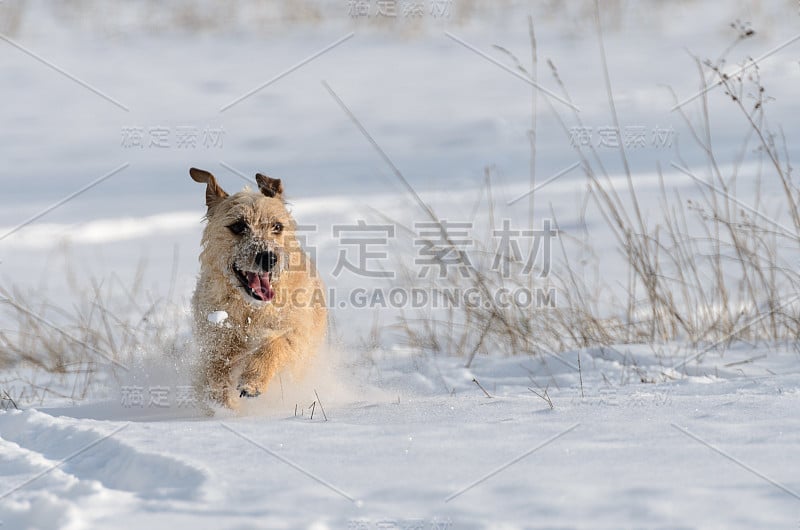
xmin=198 ymin=351 xmax=239 ymax=408
xmin=236 ymin=337 xmax=293 ymax=398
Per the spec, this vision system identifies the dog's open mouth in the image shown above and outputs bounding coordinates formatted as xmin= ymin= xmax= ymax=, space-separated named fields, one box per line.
xmin=233 ymin=264 xmax=275 ymax=302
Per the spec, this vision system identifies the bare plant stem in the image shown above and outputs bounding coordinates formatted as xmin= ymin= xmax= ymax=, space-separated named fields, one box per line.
xmin=472 ymin=377 xmax=492 ymax=398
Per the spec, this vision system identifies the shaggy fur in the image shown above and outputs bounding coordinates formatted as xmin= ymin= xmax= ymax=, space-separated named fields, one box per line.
xmin=189 ymin=167 xmax=327 ymax=409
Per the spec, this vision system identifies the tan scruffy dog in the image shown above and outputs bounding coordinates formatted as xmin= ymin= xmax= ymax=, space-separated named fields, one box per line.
xmin=189 ymin=167 xmax=327 ymax=409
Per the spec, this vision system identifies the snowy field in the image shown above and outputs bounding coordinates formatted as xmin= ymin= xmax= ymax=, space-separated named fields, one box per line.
xmin=1 ymin=1 xmax=800 ymax=528
xmin=0 ymin=346 xmax=798 ymax=529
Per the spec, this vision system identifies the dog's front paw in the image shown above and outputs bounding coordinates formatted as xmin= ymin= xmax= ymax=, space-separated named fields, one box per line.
xmin=238 ymin=384 xmax=261 ymax=398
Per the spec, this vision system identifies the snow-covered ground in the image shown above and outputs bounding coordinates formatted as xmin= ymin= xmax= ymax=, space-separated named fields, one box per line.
xmin=1 ymin=345 xmax=799 ymax=529
xmin=2 ymin=1 xmax=800 ymax=528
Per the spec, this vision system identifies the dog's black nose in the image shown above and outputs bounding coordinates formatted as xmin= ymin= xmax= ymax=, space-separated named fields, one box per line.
xmin=255 ymin=250 xmax=278 ymax=271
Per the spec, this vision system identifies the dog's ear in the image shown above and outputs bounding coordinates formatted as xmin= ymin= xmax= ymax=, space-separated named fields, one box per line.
xmin=255 ymin=173 xmax=283 ymax=199
xmin=190 ymin=167 xmax=229 ymax=212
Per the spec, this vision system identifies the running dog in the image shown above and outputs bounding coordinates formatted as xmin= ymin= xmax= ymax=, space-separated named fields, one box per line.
xmin=190 ymin=167 xmax=326 ymax=409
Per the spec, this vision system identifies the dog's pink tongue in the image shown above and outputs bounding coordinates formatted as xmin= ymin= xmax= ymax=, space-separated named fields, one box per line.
xmin=246 ymin=272 xmax=274 ymax=301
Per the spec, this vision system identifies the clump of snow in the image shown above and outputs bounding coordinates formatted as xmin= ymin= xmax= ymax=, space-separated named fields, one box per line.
xmin=207 ymin=311 xmax=228 ymax=325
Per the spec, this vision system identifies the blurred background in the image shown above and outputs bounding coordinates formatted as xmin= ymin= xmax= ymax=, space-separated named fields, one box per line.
xmin=1 ymin=0 xmax=798 ymax=349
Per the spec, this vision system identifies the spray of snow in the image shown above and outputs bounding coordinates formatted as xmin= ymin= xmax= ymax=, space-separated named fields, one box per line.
xmin=237 ymin=344 xmax=392 ymax=417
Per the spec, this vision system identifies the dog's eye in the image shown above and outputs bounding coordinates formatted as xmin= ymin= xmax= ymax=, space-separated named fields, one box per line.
xmin=227 ymin=220 xmax=248 ymax=235
xmin=273 ymin=222 xmax=283 ymax=234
